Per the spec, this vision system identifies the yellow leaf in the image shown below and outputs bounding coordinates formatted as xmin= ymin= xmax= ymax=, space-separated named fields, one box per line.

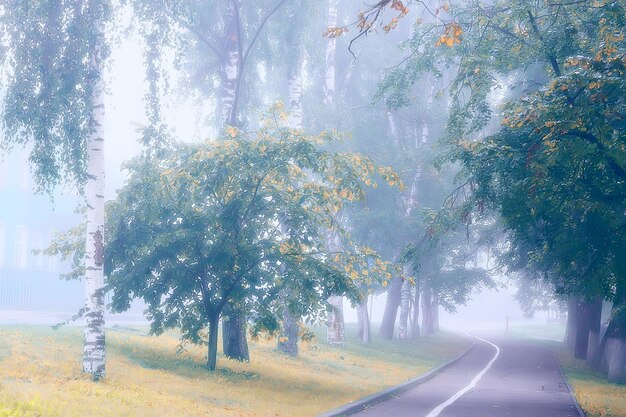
xmin=225 ymin=125 xmax=238 ymax=138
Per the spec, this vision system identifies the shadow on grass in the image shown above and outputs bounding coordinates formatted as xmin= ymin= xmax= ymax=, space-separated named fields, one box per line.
xmin=108 ymin=336 xmax=262 ymax=381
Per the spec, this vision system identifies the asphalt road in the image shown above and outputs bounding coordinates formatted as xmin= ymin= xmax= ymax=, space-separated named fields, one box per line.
xmin=352 ymin=336 xmax=581 ymax=417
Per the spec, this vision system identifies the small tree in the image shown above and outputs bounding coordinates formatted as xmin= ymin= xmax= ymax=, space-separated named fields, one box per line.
xmin=105 ymin=112 xmax=400 ymax=370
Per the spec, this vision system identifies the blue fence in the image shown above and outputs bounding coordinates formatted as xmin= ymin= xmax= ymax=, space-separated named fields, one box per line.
xmin=0 ymin=268 xmax=83 ymax=312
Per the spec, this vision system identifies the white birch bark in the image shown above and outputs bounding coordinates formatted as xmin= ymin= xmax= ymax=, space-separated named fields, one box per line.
xmin=287 ymin=58 xmax=303 ymax=129
xmin=357 ymin=298 xmax=371 ymax=343
xmin=326 ymin=232 xmax=344 ymax=345
xmin=220 ymin=0 xmax=240 ymax=127
xmin=387 ymin=110 xmax=400 ymax=148
xmin=83 ymin=38 xmax=106 ymax=378
xmin=323 ymin=0 xmax=337 ymax=107
xmin=327 ymin=295 xmax=345 ymax=345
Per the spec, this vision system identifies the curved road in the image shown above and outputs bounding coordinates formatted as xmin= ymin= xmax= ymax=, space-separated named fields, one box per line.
xmin=352 ymin=337 xmax=581 ymax=417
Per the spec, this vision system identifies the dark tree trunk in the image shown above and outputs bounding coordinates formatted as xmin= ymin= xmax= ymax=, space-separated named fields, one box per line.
xmin=277 ymin=306 xmax=299 ymax=357
xmin=207 ymin=314 xmax=220 ymax=371
xmin=222 ymin=310 xmax=249 ymax=362
xmin=565 ymin=294 xmax=579 ymax=351
xmin=575 ymin=299 xmax=592 ymax=359
xmin=592 ymin=279 xmax=626 ymax=382
xmin=586 ymin=297 xmax=603 ymax=367
xmin=379 ymin=276 xmax=403 ymax=339
xmin=411 ymin=280 xmax=421 ymax=339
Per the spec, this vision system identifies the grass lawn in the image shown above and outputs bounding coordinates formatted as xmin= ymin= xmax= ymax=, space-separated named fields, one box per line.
xmin=558 ymin=347 xmax=626 ymax=417
xmin=0 ymin=324 xmax=470 ymax=417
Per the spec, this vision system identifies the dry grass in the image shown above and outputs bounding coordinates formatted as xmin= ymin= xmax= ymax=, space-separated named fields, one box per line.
xmin=0 ymin=325 xmax=469 ymax=417
xmin=558 ymin=347 xmax=626 ymax=417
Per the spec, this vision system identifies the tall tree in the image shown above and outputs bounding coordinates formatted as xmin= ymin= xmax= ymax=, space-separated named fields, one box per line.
xmin=131 ymin=0 xmax=290 ymax=361
xmin=105 ymin=116 xmax=400 ymax=370
xmin=1 ymin=0 xmax=111 ymax=380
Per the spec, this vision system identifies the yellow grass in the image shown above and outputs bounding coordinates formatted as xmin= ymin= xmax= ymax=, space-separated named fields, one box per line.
xmin=558 ymin=347 xmax=626 ymax=417
xmin=0 ymin=325 xmax=469 ymax=417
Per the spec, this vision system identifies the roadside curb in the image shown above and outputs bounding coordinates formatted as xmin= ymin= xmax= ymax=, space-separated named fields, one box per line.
xmin=316 ymin=342 xmax=476 ymax=417
xmin=554 ymin=351 xmax=587 ymax=417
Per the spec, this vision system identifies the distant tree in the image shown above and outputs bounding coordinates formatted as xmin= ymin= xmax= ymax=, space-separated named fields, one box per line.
xmin=105 ymin=113 xmax=399 ymax=370
xmin=1 ymin=0 xmax=112 ymax=380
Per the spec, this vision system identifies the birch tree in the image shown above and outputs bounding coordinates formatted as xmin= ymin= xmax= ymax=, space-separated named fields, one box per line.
xmin=1 ymin=0 xmax=111 ymax=380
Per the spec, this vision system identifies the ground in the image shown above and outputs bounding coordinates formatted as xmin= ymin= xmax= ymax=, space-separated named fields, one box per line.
xmin=511 ymin=322 xmax=626 ymax=417
xmin=0 ymin=324 xmax=469 ymax=417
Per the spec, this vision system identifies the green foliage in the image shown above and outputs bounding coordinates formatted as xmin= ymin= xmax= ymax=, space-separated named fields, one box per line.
xmin=35 ymin=220 xmax=86 ymax=281
xmin=104 ymin=111 xmax=400 ymax=366
xmin=1 ymin=0 xmax=112 ymax=193
xmin=382 ymin=1 xmax=625 ymax=308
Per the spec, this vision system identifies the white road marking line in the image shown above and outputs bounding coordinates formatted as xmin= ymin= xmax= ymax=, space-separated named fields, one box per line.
xmin=424 ymin=336 xmax=501 ymax=417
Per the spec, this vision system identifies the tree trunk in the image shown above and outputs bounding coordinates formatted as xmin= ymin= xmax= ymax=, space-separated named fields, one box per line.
xmin=276 ymin=42 xmax=304 ymax=357
xmin=287 ymin=50 xmax=303 ymax=129
xmin=606 ymin=337 xmax=626 ymax=383
xmin=397 ymin=279 xmax=411 ymax=339
xmin=83 ymin=21 xmax=106 ymax=379
xmin=357 ymin=297 xmax=371 ymax=344
xmin=323 ymin=0 xmax=337 ymax=107
xmin=422 ymin=284 xmax=433 ymax=336
xmin=207 ymin=315 xmax=219 ymax=371
xmin=411 ymin=279 xmax=421 ymax=339
xmin=592 ymin=278 xmax=626 ymax=381
xmin=565 ymin=294 xmax=579 ymax=351
xmin=574 ymin=298 xmax=602 ymax=360
xmin=432 ymin=297 xmax=440 ymax=333
xmin=327 ymin=296 xmax=345 ymax=345
xmin=379 ymin=275 xmax=403 ymax=339
xmin=219 ymin=0 xmax=240 ymax=127
xmin=277 ymin=305 xmax=299 ymax=356
xmin=586 ymin=297 xmax=603 ymax=367
xmin=222 ymin=310 xmax=249 ymax=361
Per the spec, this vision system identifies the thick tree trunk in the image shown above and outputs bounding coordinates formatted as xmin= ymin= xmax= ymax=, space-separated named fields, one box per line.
xmin=207 ymin=315 xmax=219 ymax=371
xmin=379 ymin=276 xmax=403 ymax=339
xmin=565 ymin=294 xmax=579 ymax=351
xmin=606 ymin=337 xmax=626 ymax=383
xmin=574 ymin=298 xmax=602 ymax=360
xmin=411 ymin=280 xmax=421 ymax=339
xmin=327 ymin=296 xmax=345 ymax=345
xmin=397 ymin=279 xmax=411 ymax=339
xmin=277 ymin=305 xmax=299 ymax=356
xmin=83 ymin=27 xmax=106 ymax=379
xmin=357 ymin=298 xmax=371 ymax=344
xmin=222 ymin=310 xmax=249 ymax=361
xmin=593 ymin=280 xmax=626 ymax=381
xmin=586 ymin=297 xmax=603 ymax=367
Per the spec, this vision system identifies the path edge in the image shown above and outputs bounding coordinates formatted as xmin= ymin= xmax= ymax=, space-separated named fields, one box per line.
xmin=316 ymin=342 xmax=476 ymax=417
xmin=554 ymin=351 xmax=587 ymax=417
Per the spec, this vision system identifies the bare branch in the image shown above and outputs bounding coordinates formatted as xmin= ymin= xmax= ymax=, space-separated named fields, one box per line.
xmin=243 ymin=0 xmax=289 ymax=64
